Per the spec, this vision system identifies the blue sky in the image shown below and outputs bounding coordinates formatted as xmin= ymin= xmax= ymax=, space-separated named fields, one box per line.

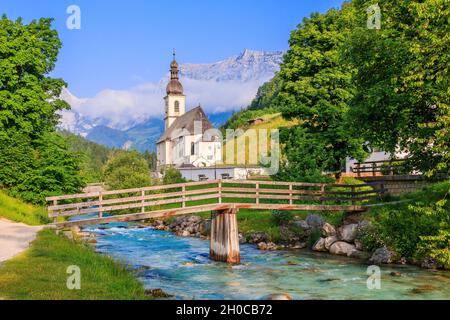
xmin=2 ymin=0 xmax=343 ymax=97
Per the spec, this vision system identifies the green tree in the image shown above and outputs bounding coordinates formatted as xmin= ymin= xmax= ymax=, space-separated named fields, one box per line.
xmin=9 ymin=133 xmax=85 ymax=204
xmin=103 ymin=151 xmax=154 ymax=190
xmin=345 ymin=0 xmax=449 ymax=175
xmin=0 ymin=16 xmax=69 ymax=140
xmin=274 ymin=4 xmax=367 ymax=181
xmin=0 ymin=16 xmax=85 ymax=203
xmin=162 ymin=166 xmax=186 ymax=185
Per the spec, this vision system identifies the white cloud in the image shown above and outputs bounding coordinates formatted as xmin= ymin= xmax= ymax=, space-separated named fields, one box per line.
xmin=63 ymin=76 xmax=270 ymax=130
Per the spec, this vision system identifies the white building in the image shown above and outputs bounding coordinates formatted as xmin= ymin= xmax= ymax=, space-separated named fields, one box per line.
xmin=156 ymin=53 xmax=222 ymax=170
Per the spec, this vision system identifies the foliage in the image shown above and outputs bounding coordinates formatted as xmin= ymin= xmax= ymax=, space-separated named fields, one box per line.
xmin=0 ymin=16 xmax=86 ymax=204
xmin=0 ymin=190 xmax=50 ymax=225
xmin=103 ymin=151 xmax=154 ymax=190
xmin=345 ymin=0 xmax=450 ymax=175
xmin=271 ymin=209 xmax=292 ymax=226
xmin=418 ymin=230 xmax=450 ymax=270
xmin=162 ymin=166 xmax=186 ymax=185
xmin=1 ymin=132 xmax=85 ymax=204
xmin=362 ymin=181 xmax=450 ymax=268
xmin=272 ymin=4 xmax=367 ymax=182
xmin=60 ymin=130 xmax=112 ymax=182
xmin=0 ymin=16 xmax=68 ymax=140
xmin=0 ymin=229 xmax=148 ymax=300
xmin=307 ymin=227 xmax=323 ymax=249
xmin=143 ymin=150 xmax=157 ymax=171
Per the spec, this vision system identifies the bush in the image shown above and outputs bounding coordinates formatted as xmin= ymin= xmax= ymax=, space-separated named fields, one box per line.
xmin=162 ymin=167 xmax=186 ymax=185
xmin=271 ymin=210 xmax=292 ymax=226
xmin=307 ymin=227 xmax=323 ymax=249
xmin=103 ymin=151 xmax=154 ymax=190
xmin=367 ymin=181 xmax=450 ymax=267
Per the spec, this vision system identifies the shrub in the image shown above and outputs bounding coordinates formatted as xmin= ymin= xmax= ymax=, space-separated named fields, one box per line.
xmin=271 ymin=210 xmax=292 ymax=226
xmin=307 ymin=227 xmax=323 ymax=249
xmin=367 ymin=181 xmax=450 ymax=267
xmin=162 ymin=167 xmax=186 ymax=185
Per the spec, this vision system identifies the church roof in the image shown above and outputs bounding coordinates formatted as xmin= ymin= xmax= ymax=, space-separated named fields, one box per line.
xmin=157 ymin=106 xmax=215 ymax=143
xmin=166 ymin=52 xmax=184 ymax=95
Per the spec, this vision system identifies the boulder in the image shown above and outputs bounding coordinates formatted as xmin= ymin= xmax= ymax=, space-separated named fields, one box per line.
xmin=258 ymin=242 xmax=278 ymax=251
xmin=354 ymin=239 xmax=363 ymax=251
xmin=369 ymin=246 xmax=397 ymax=265
xmin=249 ymin=232 xmax=269 ymax=244
xmin=329 ymin=241 xmax=358 ymax=257
xmin=337 ymin=224 xmax=358 ymax=242
xmin=279 ymin=225 xmax=301 ymax=243
xmin=306 ymin=214 xmax=325 ymax=228
xmin=291 ymin=242 xmax=307 ymax=249
xmin=293 ymin=219 xmax=310 ymax=230
xmin=321 ymin=223 xmax=336 ymax=237
xmin=238 ymin=233 xmax=247 ymax=244
xmin=261 ymin=293 xmax=292 ymax=300
xmin=199 ymin=219 xmax=211 ymax=236
xmin=312 ymin=238 xmax=327 ymax=252
xmin=324 ymin=236 xmax=339 ymax=250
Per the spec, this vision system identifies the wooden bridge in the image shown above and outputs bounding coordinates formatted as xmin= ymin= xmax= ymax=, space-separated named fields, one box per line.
xmin=46 ymin=180 xmax=386 ymax=264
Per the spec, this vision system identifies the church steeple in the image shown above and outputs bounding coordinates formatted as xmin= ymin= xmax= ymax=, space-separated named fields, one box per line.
xmin=164 ymin=50 xmax=186 ymax=130
xmin=166 ymin=49 xmax=183 ymax=95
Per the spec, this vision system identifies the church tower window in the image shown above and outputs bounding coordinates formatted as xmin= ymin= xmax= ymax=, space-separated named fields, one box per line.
xmin=175 ymin=101 xmax=180 ymax=114
xmin=191 ymin=142 xmax=195 ymax=156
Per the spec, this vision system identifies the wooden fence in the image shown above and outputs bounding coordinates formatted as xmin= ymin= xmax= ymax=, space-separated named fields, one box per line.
xmin=46 ymin=180 xmax=386 ymax=226
xmin=351 ymin=159 xmax=410 ymax=177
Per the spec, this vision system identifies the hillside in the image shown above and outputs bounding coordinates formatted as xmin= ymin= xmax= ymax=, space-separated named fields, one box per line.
xmin=222 ymin=113 xmax=298 ymax=165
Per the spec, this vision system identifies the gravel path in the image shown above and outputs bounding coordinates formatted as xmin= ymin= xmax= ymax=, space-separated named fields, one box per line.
xmin=0 ymin=218 xmax=42 ymax=263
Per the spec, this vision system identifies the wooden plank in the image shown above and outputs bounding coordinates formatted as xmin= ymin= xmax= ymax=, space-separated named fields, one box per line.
xmin=48 ymin=188 xmax=220 ymax=211
xmin=50 ymin=193 xmax=220 ymax=218
xmin=46 ymin=180 xmax=221 ymax=202
xmin=51 ymin=203 xmax=232 ymax=229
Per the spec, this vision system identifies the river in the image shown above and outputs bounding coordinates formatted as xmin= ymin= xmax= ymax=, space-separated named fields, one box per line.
xmin=84 ymin=222 xmax=450 ymax=300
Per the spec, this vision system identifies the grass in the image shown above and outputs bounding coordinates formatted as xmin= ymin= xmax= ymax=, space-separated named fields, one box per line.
xmin=0 ymin=190 xmax=50 ymax=225
xmin=0 ymin=229 xmax=149 ymax=300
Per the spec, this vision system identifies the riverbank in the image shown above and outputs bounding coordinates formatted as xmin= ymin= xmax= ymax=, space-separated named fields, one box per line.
xmin=0 ymin=229 xmax=149 ymax=300
xmin=0 ymin=192 xmax=149 ymax=300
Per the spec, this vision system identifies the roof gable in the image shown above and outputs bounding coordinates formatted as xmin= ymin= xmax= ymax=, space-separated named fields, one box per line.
xmin=157 ymin=106 xmax=215 ymax=143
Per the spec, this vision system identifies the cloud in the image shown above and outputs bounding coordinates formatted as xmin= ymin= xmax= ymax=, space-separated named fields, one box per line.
xmin=63 ymin=75 xmax=271 ymax=130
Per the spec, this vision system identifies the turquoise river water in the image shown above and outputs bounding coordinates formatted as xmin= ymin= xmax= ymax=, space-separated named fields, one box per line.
xmin=84 ymin=222 xmax=450 ymax=300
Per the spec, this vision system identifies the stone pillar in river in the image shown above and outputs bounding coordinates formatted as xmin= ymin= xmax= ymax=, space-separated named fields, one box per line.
xmin=210 ymin=208 xmax=240 ymax=264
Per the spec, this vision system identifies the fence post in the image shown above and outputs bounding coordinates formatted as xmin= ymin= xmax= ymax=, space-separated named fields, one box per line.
xmin=182 ymin=184 xmax=186 ymax=208
xmin=53 ymin=199 xmax=58 ymax=223
xmin=351 ymin=185 xmax=356 ymax=206
xmin=99 ymin=192 xmax=103 ymax=218
xmin=372 ymin=162 xmax=376 ymax=176
xmin=289 ymin=183 xmax=293 ymax=205
xmin=218 ymin=181 xmax=222 ymax=204
xmin=321 ymin=184 xmax=326 ymax=205
xmin=141 ymin=189 xmax=145 ymax=213
xmin=256 ymin=182 xmax=260 ymax=205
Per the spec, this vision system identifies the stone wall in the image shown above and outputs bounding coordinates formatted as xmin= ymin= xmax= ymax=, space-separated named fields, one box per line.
xmin=361 ymin=175 xmax=447 ymax=196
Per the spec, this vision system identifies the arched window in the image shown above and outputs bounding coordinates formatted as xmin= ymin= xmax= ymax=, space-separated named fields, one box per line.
xmin=191 ymin=142 xmax=195 ymax=156
xmin=174 ymin=101 xmax=180 ymax=113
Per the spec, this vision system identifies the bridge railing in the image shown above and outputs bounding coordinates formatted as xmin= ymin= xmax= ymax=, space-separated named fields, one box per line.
xmin=351 ymin=159 xmax=411 ymax=177
xmin=46 ymin=180 xmax=386 ymax=223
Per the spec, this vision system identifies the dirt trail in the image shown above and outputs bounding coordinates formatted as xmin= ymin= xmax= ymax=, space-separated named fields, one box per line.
xmin=0 ymin=218 xmax=42 ymax=263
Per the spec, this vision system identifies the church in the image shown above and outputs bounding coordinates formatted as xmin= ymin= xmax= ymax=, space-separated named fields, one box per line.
xmin=156 ymin=53 xmax=222 ymax=171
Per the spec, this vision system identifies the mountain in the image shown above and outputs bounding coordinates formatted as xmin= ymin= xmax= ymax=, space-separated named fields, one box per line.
xmin=59 ymin=49 xmax=284 ymax=151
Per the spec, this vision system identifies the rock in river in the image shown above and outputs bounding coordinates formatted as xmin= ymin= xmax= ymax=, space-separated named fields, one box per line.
xmin=329 ymin=241 xmax=358 ymax=257
xmin=337 ymin=224 xmax=358 ymax=242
